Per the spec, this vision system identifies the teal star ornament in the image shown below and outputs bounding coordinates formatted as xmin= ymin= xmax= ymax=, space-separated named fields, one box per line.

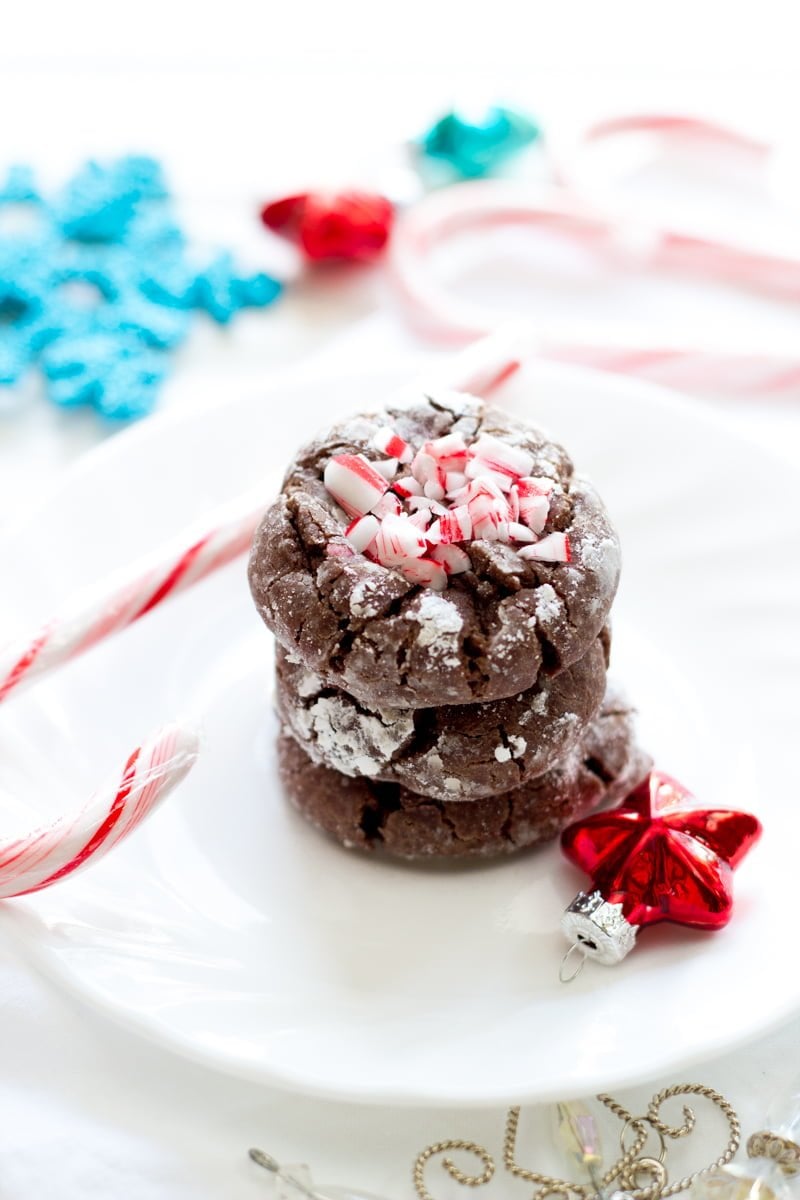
xmin=417 ymin=105 xmax=541 ymax=180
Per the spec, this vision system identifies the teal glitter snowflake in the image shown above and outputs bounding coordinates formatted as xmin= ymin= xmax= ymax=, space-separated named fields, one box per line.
xmin=0 ymin=157 xmax=283 ymax=420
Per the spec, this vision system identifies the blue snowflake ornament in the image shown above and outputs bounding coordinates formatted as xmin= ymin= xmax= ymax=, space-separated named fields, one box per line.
xmin=41 ymin=333 xmax=166 ymax=420
xmin=0 ymin=154 xmax=283 ymax=421
xmin=0 ymin=165 xmax=42 ymax=204
xmin=53 ymin=156 xmax=169 ymax=242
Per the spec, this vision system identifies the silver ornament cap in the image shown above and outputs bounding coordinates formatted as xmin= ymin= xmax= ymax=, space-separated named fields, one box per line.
xmin=561 ymin=891 xmax=638 ymax=971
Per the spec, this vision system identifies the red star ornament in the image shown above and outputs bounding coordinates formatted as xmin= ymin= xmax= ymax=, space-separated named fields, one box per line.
xmin=260 ymin=190 xmax=394 ymax=263
xmin=559 ymin=770 xmax=762 ymax=970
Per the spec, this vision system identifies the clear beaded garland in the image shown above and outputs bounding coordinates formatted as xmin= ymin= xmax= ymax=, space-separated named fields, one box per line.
xmin=747 ymin=1088 xmax=800 ymax=1174
xmin=691 ymin=1162 xmax=796 ymax=1200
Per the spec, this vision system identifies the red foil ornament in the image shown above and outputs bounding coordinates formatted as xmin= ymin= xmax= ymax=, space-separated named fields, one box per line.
xmin=559 ymin=770 xmax=762 ymax=972
xmin=260 ymin=190 xmax=394 ymax=263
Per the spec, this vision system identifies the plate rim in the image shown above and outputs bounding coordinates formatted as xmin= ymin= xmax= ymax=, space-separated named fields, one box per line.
xmin=1 ymin=899 xmax=797 ymax=1109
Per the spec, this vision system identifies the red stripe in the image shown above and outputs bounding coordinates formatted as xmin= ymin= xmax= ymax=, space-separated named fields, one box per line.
xmin=483 ymin=359 xmax=520 ymax=392
xmin=24 ymin=748 xmax=142 ymax=894
xmin=585 ymin=114 xmax=767 ymax=157
xmin=335 ymin=454 xmax=387 ymax=489
xmin=385 ymin=435 xmax=410 ymax=459
xmin=134 ymin=537 xmax=210 ymax=618
xmin=0 ymin=829 xmax=47 ymax=870
xmin=0 ymin=629 xmax=51 ymax=703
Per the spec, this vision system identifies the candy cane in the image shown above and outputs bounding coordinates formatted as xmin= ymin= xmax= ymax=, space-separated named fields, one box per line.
xmin=0 ymin=723 xmax=198 ymax=899
xmin=555 ymin=112 xmax=771 ymax=195
xmin=388 ymin=178 xmax=800 ymax=394
xmin=0 ymin=490 xmax=268 ymax=707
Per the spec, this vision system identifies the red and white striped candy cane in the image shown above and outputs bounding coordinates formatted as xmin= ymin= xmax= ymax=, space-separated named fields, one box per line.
xmin=0 ymin=491 xmax=269 ymax=707
xmin=0 ymin=723 xmax=198 ymax=899
xmin=556 ymin=112 xmax=770 ymax=192
xmin=388 ymin=176 xmax=800 ymax=394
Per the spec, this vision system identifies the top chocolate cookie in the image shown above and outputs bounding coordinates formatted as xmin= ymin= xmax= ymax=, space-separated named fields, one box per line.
xmin=248 ymin=390 xmax=620 ymax=708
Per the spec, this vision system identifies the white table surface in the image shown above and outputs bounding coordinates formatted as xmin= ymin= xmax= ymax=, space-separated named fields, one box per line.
xmin=2 ymin=9 xmax=800 ymax=1195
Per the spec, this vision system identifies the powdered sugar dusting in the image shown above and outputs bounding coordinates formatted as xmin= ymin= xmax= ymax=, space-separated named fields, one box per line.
xmin=535 ymin=583 xmax=561 ymax=625
xmin=410 ymin=592 xmax=463 ymax=649
xmin=349 ymin=571 xmax=386 ymax=618
xmin=495 ymin=735 xmax=528 ymax=762
xmin=296 ymin=669 xmax=324 ymax=699
xmin=296 ymin=696 xmax=414 ymax=777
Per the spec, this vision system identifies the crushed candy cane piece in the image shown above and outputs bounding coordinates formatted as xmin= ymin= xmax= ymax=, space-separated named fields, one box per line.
xmin=344 ymin=514 xmax=380 ymax=553
xmin=426 ymin=518 xmax=442 ymax=544
xmin=400 ymin=556 xmax=447 ymax=589
xmin=473 ymin=517 xmax=509 ymax=542
xmin=467 ymin=475 xmax=506 ymax=504
xmin=467 ymin=482 xmax=508 ymax=538
xmin=439 ymin=505 xmax=472 ymax=543
xmin=372 ymin=491 xmax=402 ymax=519
xmin=429 ymin=432 xmax=469 ymax=468
xmin=508 ymin=521 xmax=536 ymax=542
xmin=374 ymin=514 xmax=428 ymax=565
xmin=408 ymin=494 xmax=446 ymax=514
xmin=519 ymin=475 xmax=555 ymax=495
xmin=423 ymin=478 xmax=446 ymax=501
xmin=445 ymin=470 xmax=468 ymax=493
xmin=464 ymin=456 xmax=514 ymax=492
xmin=516 ymin=478 xmax=553 ymax=532
xmin=518 ymin=493 xmax=549 ymax=533
xmin=372 ymin=426 xmax=413 ymax=463
xmin=373 ymin=457 xmax=399 ymax=480
xmin=324 ymin=453 xmax=389 ymax=518
xmin=518 ymin=532 xmax=572 ymax=562
xmin=470 ymin=432 xmax=534 ymax=480
xmin=393 ymin=475 xmax=422 ymax=498
xmin=411 ymin=448 xmax=439 ymax=486
xmin=430 ymin=543 xmax=471 ymax=573
xmin=408 ymin=508 xmax=431 ymax=530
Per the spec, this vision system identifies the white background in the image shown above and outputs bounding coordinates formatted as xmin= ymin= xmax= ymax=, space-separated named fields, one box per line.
xmin=1 ymin=3 xmax=800 ymax=1196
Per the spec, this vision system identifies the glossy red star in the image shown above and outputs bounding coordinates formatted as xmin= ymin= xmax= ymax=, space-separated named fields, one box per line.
xmin=561 ymin=770 xmax=762 ymax=931
xmin=260 ymin=190 xmax=394 ymax=263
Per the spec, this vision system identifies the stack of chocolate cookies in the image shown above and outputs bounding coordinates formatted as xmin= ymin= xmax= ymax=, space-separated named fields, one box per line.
xmin=248 ymin=390 xmax=648 ymax=859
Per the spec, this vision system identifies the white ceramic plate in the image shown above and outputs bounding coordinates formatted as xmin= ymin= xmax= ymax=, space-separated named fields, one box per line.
xmin=0 ymin=360 xmax=797 ymax=1107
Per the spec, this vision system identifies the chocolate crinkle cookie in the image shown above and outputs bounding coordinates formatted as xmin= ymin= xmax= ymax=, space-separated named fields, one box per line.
xmin=275 ymin=625 xmax=610 ymax=803
xmin=277 ymin=691 xmax=651 ymax=859
xmin=248 ymin=390 xmax=621 ymax=710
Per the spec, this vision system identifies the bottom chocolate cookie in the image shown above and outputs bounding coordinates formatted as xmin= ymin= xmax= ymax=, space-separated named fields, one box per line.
xmin=277 ymin=692 xmax=650 ymax=859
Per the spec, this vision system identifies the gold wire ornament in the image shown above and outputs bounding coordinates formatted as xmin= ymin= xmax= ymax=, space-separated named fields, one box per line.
xmin=413 ymin=1141 xmax=495 ymax=1200
xmin=413 ymin=1085 xmax=740 ymax=1200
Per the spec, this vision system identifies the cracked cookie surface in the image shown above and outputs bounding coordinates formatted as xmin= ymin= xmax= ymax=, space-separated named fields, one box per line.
xmin=275 ymin=627 xmax=609 ymax=801
xmin=277 ymin=691 xmax=650 ymax=859
xmin=248 ymin=391 xmax=620 ymax=709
